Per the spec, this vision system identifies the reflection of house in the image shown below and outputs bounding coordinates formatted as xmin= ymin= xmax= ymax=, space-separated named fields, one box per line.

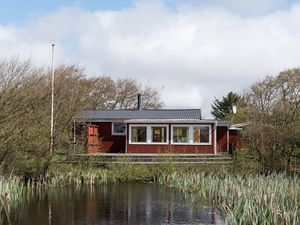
xmin=75 ymin=105 xmax=239 ymax=154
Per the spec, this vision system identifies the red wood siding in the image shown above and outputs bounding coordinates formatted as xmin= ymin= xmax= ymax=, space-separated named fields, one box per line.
xmin=85 ymin=122 xmax=237 ymax=154
xmin=217 ymin=126 xmax=228 ymax=152
xmin=127 ymin=144 xmax=214 ymax=154
xmin=88 ymin=122 xmax=125 ymax=153
xmin=229 ymin=130 xmax=240 ymax=150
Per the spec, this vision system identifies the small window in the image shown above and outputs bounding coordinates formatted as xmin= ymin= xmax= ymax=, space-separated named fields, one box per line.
xmin=194 ymin=126 xmax=210 ymax=143
xmin=131 ymin=126 xmax=147 ymax=143
xmin=152 ymin=127 xmax=167 ymax=143
xmin=173 ymin=127 xmax=189 ymax=143
xmin=112 ymin=123 xmax=126 ymax=135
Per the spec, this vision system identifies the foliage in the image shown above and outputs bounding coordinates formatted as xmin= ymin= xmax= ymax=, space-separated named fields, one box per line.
xmin=0 ymin=60 xmax=89 ymax=176
xmin=0 ymin=58 xmax=163 ymax=176
xmin=211 ymin=91 xmax=242 ymax=120
xmin=244 ymin=68 xmax=300 ymax=170
xmin=224 ymin=101 xmax=249 ymax=124
xmin=233 ymin=148 xmax=261 ymax=174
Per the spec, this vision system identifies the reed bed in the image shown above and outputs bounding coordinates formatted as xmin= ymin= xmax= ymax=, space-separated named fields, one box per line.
xmin=0 ymin=167 xmax=117 ymax=223
xmin=1 ymin=164 xmax=299 ymax=225
xmin=0 ymin=177 xmax=24 ymax=223
xmin=157 ymin=172 xmax=300 ymax=224
xmin=45 ymin=167 xmax=117 ymax=185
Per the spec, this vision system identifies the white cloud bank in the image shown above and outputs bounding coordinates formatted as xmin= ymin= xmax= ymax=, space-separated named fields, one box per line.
xmin=1 ymin=0 xmax=300 ymax=117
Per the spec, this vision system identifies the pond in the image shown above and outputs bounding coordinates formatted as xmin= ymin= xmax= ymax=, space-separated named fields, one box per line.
xmin=4 ymin=182 xmax=227 ymax=225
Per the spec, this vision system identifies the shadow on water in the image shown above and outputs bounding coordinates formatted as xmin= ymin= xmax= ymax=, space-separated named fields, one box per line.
xmin=4 ymin=182 xmax=227 ymax=225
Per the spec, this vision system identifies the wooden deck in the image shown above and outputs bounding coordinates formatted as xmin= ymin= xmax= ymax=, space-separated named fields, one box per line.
xmin=71 ymin=153 xmax=233 ymax=165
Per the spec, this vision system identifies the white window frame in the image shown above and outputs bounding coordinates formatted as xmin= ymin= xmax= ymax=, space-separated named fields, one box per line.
xmin=193 ymin=125 xmax=211 ymax=145
xmin=171 ymin=124 xmax=212 ymax=145
xmin=129 ymin=125 xmax=148 ymax=144
xmin=129 ymin=124 xmax=169 ymax=145
xmin=150 ymin=125 xmax=169 ymax=145
xmin=111 ymin=122 xmax=126 ymax=136
xmin=171 ymin=125 xmax=190 ymax=144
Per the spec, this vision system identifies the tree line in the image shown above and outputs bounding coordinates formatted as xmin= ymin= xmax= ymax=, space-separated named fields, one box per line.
xmin=211 ymin=69 xmax=300 ymax=170
xmin=0 ymin=57 xmax=299 ymax=175
xmin=0 ymin=58 xmax=163 ymax=175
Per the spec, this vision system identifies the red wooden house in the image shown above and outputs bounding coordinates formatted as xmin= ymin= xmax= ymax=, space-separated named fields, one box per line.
xmin=74 ymin=108 xmax=239 ymax=154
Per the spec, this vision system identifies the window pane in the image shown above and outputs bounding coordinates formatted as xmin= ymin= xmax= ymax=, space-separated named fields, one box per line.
xmin=113 ymin=123 xmax=126 ymax=134
xmin=193 ymin=127 xmax=200 ymax=143
xmin=173 ymin=127 xmax=189 ymax=143
xmin=200 ymin=127 xmax=209 ymax=143
xmin=131 ymin=126 xmax=147 ymax=143
xmin=152 ymin=127 xmax=167 ymax=143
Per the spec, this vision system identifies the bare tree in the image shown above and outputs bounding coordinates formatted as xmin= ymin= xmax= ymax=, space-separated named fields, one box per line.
xmin=87 ymin=76 xmax=163 ymax=109
xmin=245 ymin=69 xmax=300 ymax=170
xmin=0 ymin=58 xmax=164 ymax=175
xmin=0 ymin=59 xmax=90 ymax=175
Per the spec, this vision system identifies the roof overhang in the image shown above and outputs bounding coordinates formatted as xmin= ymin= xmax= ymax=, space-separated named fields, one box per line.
xmin=74 ymin=118 xmax=126 ymax=122
xmin=216 ymin=120 xmax=232 ymax=127
xmin=229 ymin=127 xmax=243 ymax=130
xmin=229 ymin=122 xmax=250 ymax=130
xmin=124 ymin=119 xmax=216 ymax=124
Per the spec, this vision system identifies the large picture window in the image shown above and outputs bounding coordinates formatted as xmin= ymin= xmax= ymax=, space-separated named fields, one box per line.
xmin=151 ymin=127 xmax=167 ymax=143
xmin=112 ymin=123 xmax=126 ymax=135
xmin=129 ymin=125 xmax=169 ymax=144
xmin=128 ymin=124 xmax=211 ymax=145
xmin=173 ymin=127 xmax=189 ymax=143
xmin=131 ymin=126 xmax=147 ymax=143
xmin=172 ymin=125 xmax=211 ymax=145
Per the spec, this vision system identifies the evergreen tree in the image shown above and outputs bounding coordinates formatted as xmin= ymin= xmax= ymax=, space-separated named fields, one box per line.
xmin=211 ymin=91 xmax=240 ymax=119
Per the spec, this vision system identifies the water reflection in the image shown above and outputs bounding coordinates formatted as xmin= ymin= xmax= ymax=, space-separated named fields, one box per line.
xmin=7 ymin=182 xmax=227 ymax=225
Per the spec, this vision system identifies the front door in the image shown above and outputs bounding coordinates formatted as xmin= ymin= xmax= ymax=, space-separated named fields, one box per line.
xmin=87 ymin=125 xmax=101 ymax=153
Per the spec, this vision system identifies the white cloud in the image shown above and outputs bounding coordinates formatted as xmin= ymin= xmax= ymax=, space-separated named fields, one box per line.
xmin=1 ymin=1 xmax=300 ymax=117
xmin=171 ymin=0 xmax=288 ymax=15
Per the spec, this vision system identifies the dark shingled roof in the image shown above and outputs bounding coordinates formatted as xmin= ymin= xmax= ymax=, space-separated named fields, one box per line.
xmin=76 ymin=109 xmax=202 ymax=121
xmin=216 ymin=120 xmax=232 ymax=126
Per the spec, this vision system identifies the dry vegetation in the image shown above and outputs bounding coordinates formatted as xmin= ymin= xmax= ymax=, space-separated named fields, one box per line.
xmin=245 ymin=69 xmax=300 ymax=171
xmin=0 ymin=58 xmax=163 ymax=176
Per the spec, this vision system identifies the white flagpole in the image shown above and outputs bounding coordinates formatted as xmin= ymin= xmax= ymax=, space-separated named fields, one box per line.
xmin=50 ymin=44 xmax=55 ymax=155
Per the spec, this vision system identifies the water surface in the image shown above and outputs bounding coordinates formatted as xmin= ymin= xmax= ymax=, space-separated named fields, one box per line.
xmin=6 ymin=182 xmax=227 ymax=225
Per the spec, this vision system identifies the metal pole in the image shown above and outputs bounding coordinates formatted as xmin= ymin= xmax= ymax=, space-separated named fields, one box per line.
xmin=50 ymin=44 xmax=55 ymax=156
xmin=73 ymin=119 xmax=76 ymax=151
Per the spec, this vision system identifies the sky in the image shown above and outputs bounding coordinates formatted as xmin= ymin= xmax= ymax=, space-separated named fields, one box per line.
xmin=1 ymin=0 xmax=300 ymax=117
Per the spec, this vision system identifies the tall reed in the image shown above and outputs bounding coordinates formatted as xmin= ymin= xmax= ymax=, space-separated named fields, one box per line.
xmin=157 ymin=172 xmax=299 ymax=225
xmin=0 ymin=177 xmax=24 ymax=223
xmin=46 ymin=166 xmax=117 ymax=185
